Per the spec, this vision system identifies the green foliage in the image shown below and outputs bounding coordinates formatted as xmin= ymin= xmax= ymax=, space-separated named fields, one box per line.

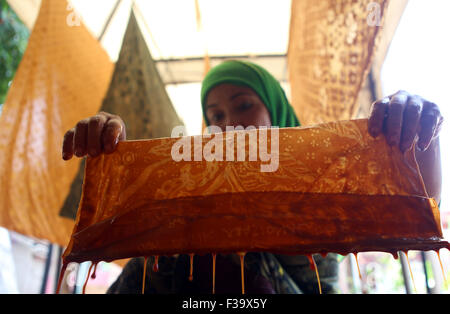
xmin=0 ymin=0 xmax=30 ymax=105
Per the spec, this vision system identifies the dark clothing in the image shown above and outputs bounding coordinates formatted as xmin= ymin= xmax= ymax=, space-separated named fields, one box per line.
xmin=107 ymin=252 xmax=339 ymax=294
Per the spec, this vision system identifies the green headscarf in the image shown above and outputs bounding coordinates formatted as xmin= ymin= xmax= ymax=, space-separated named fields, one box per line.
xmin=200 ymin=60 xmax=301 ymax=128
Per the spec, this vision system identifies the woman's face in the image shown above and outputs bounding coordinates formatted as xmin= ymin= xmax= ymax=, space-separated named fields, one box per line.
xmin=204 ymin=83 xmax=272 ymax=132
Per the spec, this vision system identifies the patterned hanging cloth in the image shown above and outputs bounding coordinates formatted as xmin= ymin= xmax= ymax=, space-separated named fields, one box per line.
xmin=0 ymin=0 xmax=113 ymax=245
xmin=59 ymin=10 xmax=183 ymax=220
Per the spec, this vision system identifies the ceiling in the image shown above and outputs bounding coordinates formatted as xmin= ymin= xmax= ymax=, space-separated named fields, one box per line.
xmin=8 ymin=0 xmax=292 ymax=83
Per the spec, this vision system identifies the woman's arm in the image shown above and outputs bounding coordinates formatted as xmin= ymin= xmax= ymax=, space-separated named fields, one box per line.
xmin=368 ymin=90 xmax=444 ymax=203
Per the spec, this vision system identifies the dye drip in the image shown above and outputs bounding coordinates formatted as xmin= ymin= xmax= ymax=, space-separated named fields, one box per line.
xmin=307 ymin=255 xmax=322 ymax=294
xmin=239 ymin=252 xmax=246 ymax=294
xmin=142 ymin=257 xmax=148 ymax=294
xmin=189 ymin=253 xmax=194 ymax=281
xmin=82 ymin=263 xmax=95 ymax=294
xmin=436 ymin=250 xmax=447 ymax=283
xmin=56 ymin=262 xmax=68 ymax=294
xmin=404 ymin=251 xmax=417 ymax=293
xmin=353 ymin=253 xmax=362 ymax=280
xmin=55 ymin=247 xmax=449 ymax=294
xmin=91 ymin=263 xmax=98 ymax=279
xmin=153 ymin=256 xmax=159 ymax=273
xmin=212 ymin=253 xmax=216 ymax=294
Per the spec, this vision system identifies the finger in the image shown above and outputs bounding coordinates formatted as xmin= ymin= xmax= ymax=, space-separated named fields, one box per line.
xmin=99 ymin=112 xmax=126 ymax=141
xmin=399 ymin=96 xmax=422 ymax=152
xmin=101 ymin=118 xmax=123 ymax=154
xmin=118 ymin=118 xmax=126 ymax=141
xmin=418 ymin=101 xmax=440 ymax=151
xmin=385 ymin=91 xmax=408 ymax=147
xmin=98 ymin=111 xmax=116 ymax=121
xmin=435 ymin=115 xmax=444 ymax=138
xmin=87 ymin=114 xmax=107 ymax=157
xmin=73 ymin=119 xmax=89 ymax=157
xmin=62 ymin=128 xmax=75 ymax=160
xmin=368 ymin=98 xmax=389 ymax=137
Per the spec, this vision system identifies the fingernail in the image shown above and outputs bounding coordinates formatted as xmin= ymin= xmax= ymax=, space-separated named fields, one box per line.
xmin=62 ymin=152 xmax=68 ymax=160
xmin=89 ymin=149 xmax=98 ymax=157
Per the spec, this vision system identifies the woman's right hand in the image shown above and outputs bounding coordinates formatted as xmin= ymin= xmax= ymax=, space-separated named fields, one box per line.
xmin=62 ymin=112 xmax=126 ymax=160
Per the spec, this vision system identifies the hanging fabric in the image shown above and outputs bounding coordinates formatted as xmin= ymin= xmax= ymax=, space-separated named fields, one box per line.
xmin=0 ymin=0 xmax=113 ymax=245
xmin=288 ymin=0 xmax=390 ymax=125
xmin=60 ymin=10 xmax=183 ymax=219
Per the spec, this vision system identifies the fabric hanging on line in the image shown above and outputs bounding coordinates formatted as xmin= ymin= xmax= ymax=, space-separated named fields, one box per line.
xmin=59 ymin=10 xmax=184 ymax=220
xmin=62 ymin=119 xmax=449 ymax=264
xmin=0 ymin=0 xmax=114 ymax=246
xmin=288 ymin=0 xmax=390 ymax=125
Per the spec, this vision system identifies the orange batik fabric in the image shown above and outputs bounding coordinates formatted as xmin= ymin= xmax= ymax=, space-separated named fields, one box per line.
xmin=288 ymin=0 xmax=390 ymax=125
xmin=61 ymin=119 xmax=449 ymax=266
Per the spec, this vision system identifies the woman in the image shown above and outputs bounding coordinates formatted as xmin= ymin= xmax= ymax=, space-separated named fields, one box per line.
xmin=62 ymin=60 xmax=443 ymax=293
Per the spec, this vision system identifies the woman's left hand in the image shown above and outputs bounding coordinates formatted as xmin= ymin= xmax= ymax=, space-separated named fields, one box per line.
xmin=368 ymin=90 xmax=443 ymax=152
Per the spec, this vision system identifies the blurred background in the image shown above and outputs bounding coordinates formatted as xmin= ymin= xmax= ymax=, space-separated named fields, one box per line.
xmin=0 ymin=0 xmax=448 ymax=293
